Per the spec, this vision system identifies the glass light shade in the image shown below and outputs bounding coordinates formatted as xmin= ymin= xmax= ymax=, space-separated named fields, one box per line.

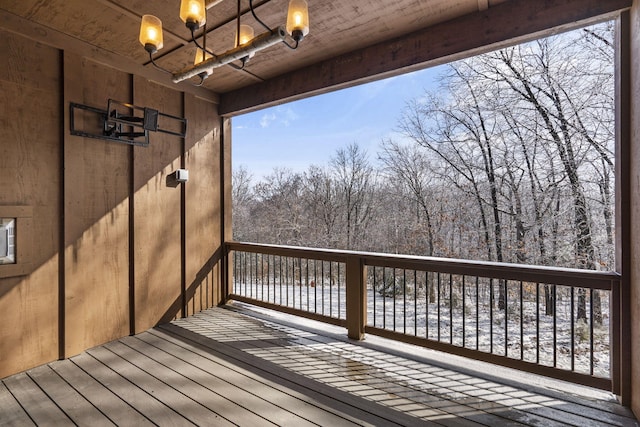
xmin=194 ymin=49 xmax=213 ymax=75
xmin=180 ymin=0 xmax=206 ymax=27
xmin=236 ymin=24 xmax=255 ymax=47
xmin=194 ymin=49 xmax=212 ymax=65
xmin=139 ymin=15 xmax=164 ymax=52
xmin=286 ymin=0 xmax=309 ymax=37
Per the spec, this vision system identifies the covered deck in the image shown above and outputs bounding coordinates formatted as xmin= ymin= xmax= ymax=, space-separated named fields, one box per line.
xmin=2 ymin=305 xmax=636 ymax=426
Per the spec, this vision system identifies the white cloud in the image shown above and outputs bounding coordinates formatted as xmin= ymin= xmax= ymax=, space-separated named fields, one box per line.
xmin=259 ymin=107 xmax=299 ymax=128
xmin=280 ymin=107 xmax=299 ymax=126
xmin=260 ymin=112 xmax=277 ymax=128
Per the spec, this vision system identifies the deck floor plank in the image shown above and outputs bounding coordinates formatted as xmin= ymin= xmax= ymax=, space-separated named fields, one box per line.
xmin=1 ymin=306 xmax=637 ymax=427
xmin=87 ymin=345 xmax=236 ymax=427
xmin=131 ymin=331 xmax=362 ymax=427
xmin=171 ymin=314 xmax=539 ymax=427
xmin=71 ymin=351 xmax=198 ymax=426
xmin=26 ymin=364 xmax=114 ymax=426
xmin=2 ymin=372 xmax=73 ymax=426
xmin=175 ymin=311 xmax=532 ymax=426
xmin=160 ymin=323 xmax=427 ymax=426
xmin=210 ymin=306 xmax=640 ymax=427
xmin=104 ymin=338 xmax=300 ymax=427
xmin=50 ymin=358 xmax=154 ymax=426
xmin=202 ymin=307 xmax=639 ymax=426
xmin=0 ymin=380 xmax=36 ymax=426
xmin=282 ymin=339 xmax=591 ymax=427
xmin=513 ymin=393 xmax=638 ymax=427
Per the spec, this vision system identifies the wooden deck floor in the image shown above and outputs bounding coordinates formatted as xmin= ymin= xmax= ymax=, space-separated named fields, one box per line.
xmin=1 ymin=305 xmax=638 ymax=426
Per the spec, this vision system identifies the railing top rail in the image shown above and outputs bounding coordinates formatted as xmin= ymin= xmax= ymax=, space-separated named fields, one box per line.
xmin=227 ymin=241 xmax=350 ymax=262
xmin=226 ymin=241 xmax=620 ymax=289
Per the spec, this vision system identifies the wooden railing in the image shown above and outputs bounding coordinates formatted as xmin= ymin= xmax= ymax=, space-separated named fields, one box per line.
xmin=225 ymin=241 xmax=623 ymax=394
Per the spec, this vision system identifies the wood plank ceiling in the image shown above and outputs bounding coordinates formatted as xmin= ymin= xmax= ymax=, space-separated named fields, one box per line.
xmin=0 ymin=0 xmax=507 ymax=96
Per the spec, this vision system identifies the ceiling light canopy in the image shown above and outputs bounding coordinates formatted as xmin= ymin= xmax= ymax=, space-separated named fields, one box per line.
xmin=139 ymin=0 xmax=310 ymax=85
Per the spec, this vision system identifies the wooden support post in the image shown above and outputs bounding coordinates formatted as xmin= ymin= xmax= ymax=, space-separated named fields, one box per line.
xmin=615 ymin=10 xmax=631 ymax=406
xmin=219 ymin=117 xmax=232 ymax=305
xmin=222 ymin=246 xmax=232 ymax=304
xmin=346 ymin=256 xmax=367 ymax=340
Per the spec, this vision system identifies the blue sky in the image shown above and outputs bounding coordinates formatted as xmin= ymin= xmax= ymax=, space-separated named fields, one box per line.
xmin=232 ymin=66 xmax=444 ymax=180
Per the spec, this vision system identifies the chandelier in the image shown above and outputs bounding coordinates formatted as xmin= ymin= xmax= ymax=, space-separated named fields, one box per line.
xmin=139 ymin=0 xmax=310 ymax=85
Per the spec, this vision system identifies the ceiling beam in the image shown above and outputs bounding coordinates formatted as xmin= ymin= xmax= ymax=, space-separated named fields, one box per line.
xmin=219 ymin=0 xmax=631 ymax=116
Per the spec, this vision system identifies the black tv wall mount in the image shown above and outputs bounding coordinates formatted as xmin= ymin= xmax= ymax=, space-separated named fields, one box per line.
xmin=70 ymin=99 xmax=187 ymax=147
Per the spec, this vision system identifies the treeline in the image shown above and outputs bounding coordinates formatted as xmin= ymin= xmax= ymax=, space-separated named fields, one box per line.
xmin=232 ymin=23 xmax=615 ymax=272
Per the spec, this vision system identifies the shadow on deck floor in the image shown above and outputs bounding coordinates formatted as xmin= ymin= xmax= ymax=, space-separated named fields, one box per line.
xmin=2 ymin=304 xmax=638 ymax=426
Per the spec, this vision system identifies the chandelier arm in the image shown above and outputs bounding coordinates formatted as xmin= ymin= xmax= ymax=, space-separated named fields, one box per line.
xmin=281 ymin=39 xmax=299 ymax=50
xmin=195 ymin=73 xmax=207 ymax=86
xmin=148 ymin=51 xmax=173 ymax=75
xmin=228 ymin=60 xmax=246 ymax=70
xmin=249 ymin=0 xmax=273 ymax=34
xmin=190 ymin=27 xmax=219 ymax=58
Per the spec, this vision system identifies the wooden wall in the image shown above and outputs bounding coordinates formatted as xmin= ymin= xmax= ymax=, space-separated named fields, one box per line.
xmin=184 ymin=95 xmax=223 ymax=315
xmin=63 ymin=52 xmax=132 ymax=357
xmin=0 ymin=28 xmax=224 ymax=379
xmin=132 ymin=76 xmax=185 ymax=333
xmin=0 ymin=29 xmax=62 ymax=380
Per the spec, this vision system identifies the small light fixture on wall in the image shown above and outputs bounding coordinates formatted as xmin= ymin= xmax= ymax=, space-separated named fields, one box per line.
xmin=175 ymin=169 xmax=189 ymax=183
xmin=167 ymin=169 xmax=189 ymax=188
xmin=139 ymin=0 xmax=310 ymax=85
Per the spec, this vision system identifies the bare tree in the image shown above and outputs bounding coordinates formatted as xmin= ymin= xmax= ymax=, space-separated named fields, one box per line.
xmin=398 ymin=94 xmax=495 ymax=262
xmin=397 ymin=65 xmax=511 ymax=309
xmin=232 ymin=165 xmax=254 ymax=241
xmin=330 ymin=143 xmax=375 ymax=249
xmin=379 ymin=139 xmax=436 ymax=256
xmin=252 ymin=168 xmax=305 ymax=245
xmin=302 ymin=165 xmax=340 ymax=248
xmin=485 ymin=33 xmax=612 ymax=321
